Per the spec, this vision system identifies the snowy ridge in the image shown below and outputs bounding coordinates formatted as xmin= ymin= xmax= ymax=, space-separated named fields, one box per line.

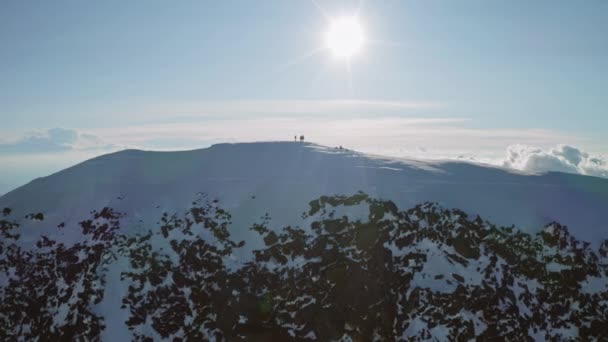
xmin=1 ymin=142 xmax=608 ymax=245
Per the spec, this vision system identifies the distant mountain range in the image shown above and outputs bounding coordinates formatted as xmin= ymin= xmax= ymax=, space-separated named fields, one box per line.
xmin=1 ymin=142 xmax=607 ymax=340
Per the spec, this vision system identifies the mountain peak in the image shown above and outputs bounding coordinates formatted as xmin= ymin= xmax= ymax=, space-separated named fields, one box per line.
xmin=1 ymin=140 xmax=608 ymax=246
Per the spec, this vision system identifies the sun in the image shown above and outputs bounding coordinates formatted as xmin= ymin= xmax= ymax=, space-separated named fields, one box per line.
xmin=325 ymin=16 xmax=365 ymax=59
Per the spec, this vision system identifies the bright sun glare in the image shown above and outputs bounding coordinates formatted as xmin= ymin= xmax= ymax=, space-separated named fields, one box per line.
xmin=325 ymin=16 xmax=365 ymax=59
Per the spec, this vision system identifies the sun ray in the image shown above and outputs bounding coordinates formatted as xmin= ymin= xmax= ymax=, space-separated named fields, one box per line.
xmin=274 ymin=46 xmax=327 ymax=73
xmin=311 ymin=0 xmax=330 ymax=21
xmin=307 ymin=66 xmax=326 ymax=93
xmin=367 ymin=38 xmax=413 ymax=49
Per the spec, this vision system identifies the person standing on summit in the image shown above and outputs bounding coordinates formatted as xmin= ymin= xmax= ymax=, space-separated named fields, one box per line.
xmin=300 ymin=135 xmax=305 ymax=142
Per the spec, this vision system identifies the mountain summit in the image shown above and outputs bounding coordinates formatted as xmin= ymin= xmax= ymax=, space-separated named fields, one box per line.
xmin=2 ymin=142 xmax=607 ymax=243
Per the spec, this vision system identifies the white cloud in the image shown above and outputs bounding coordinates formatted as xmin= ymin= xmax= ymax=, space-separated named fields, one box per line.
xmin=0 ymin=128 xmax=116 ymax=154
xmin=502 ymin=144 xmax=608 ymax=178
xmin=0 ymin=129 xmax=120 ymax=194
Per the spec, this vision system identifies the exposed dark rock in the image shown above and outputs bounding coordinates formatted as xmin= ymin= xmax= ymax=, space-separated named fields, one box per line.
xmin=1 ymin=194 xmax=607 ymax=340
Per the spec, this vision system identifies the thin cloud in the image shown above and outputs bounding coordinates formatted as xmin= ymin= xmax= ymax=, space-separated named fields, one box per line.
xmin=0 ymin=128 xmax=116 ymax=154
xmin=90 ymin=99 xmax=443 ymax=123
xmin=147 ymin=99 xmax=442 ymax=114
xmin=92 ymin=117 xmax=466 ymax=148
xmin=90 ymin=117 xmax=581 ymax=157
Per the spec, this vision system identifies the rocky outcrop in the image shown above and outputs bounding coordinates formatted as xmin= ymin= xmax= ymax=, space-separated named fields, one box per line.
xmin=1 ymin=193 xmax=607 ymax=341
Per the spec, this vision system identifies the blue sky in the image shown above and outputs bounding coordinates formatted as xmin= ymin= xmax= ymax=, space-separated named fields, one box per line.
xmin=1 ymin=0 xmax=607 ymax=192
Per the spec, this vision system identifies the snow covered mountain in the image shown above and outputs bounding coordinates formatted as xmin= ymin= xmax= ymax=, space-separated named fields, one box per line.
xmin=1 ymin=142 xmax=607 ymax=340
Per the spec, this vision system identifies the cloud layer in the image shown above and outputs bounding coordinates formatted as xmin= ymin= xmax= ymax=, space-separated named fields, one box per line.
xmin=0 ymin=128 xmax=115 ymax=154
xmin=503 ymin=144 xmax=608 ymax=178
xmin=0 ymin=123 xmax=606 ymax=196
xmin=104 ymin=99 xmax=443 ymax=122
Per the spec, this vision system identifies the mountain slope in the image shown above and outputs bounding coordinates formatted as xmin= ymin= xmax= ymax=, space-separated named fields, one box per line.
xmin=1 ymin=142 xmax=608 ymax=340
xmin=1 ymin=142 xmax=607 ymax=244
xmin=1 ymin=193 xmax=607 ymax=340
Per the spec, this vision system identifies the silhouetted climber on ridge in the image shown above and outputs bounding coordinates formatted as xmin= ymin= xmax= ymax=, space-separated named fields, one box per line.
xmin=300 ymin=135 xmax=305 ymax=142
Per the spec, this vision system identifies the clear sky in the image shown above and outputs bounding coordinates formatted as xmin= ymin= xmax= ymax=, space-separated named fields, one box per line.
xmin=1 ymin=0 xmax=607 ymax=193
